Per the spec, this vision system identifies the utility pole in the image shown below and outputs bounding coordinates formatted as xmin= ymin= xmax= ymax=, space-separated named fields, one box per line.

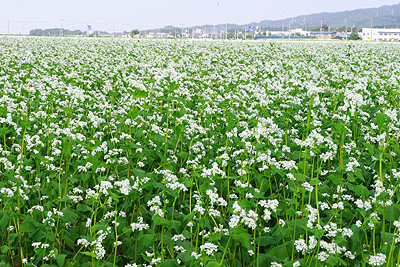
xmin=345 ymin=18 xmax=347 ymax=40
xmin=282 ymin=22 xmax=284 ymax=40
xmin=226 ymin=23 xmax=228 ymax=40
xmin=320 ymin=20 xmax=322 ymax=39
xmin=371 ymin=18 xmax=373 ymax=41
xmin=60 ymin=20 xmax=63 ymax=37
xmin=113 ymin=23 xmax=115 ymax=38
xmin=7 ymin=20 xmax=9 ymax=35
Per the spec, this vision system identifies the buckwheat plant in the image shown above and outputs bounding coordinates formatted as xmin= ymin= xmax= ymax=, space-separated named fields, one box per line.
xmin=0 ymin=37 xmax=399 ymax=267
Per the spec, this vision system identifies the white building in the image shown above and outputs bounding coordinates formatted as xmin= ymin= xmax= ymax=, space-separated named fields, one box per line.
xmin=361 ymin=28 xmax=400 ymax=41
xmin=290 ymin=28 xmax=310 ymax=36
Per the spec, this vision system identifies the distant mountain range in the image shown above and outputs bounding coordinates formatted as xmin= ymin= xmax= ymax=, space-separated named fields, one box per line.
xmin=156 ymin=3 xmax=400 ymax=32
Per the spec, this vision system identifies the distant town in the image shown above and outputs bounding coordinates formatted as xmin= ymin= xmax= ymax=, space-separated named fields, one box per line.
xmin=6 ymin=3 xmax=400 ymax=42
xmin=25 ymin=26 xmax=400 ymax=42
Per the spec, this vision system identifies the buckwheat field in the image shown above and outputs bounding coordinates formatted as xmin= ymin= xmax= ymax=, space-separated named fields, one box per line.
xmin=0 ymin=37 xmax=400 ymax=267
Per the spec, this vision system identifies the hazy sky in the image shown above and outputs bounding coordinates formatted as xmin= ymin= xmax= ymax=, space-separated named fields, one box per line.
xmin=1 ymin=0 xmax=399 ymax=34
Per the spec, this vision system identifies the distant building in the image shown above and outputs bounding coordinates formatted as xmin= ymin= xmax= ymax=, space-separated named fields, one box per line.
xmin=361 ymin=28 xmax=400 ymax=41
xmin=268 ymin=31 xmax=289 ymax=36
xmin=145 ymin=32 xmax=173 ymax=38
xmin=290 ymin=28 xmax=310 ymax=36
xmin=309 ymin=31 xmax=336 ymax=40
xmin=335 ymin=32 xmax=351 ymax=40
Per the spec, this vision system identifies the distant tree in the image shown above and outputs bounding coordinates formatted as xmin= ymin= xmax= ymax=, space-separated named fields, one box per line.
xmin=227 ymin=32 xmax=236 ymax=39
xmin=310 ymin=24 xmax=330 ymax=32
xmin=246 ymin=34 xmax=253 ymax=40
xmin=347 ymin=27 xmax=360 ymax=39
xmin=29 ymin=29 xmax=44 ymax=36
xmin=349 ymin=30 xmax=361 ymax=40
xmin=70 ymin=30 xmax=84 ymax=36
xmin=336 ymin=26 xmax=349 ymax=32
xmin=130 ymin=29 xmax=140 ymax=37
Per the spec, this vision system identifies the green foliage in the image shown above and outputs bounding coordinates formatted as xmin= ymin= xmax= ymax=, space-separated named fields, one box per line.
xmin=0 ymin=37 xmax=399 ymax=267
xmin=130 ymin=29 xmax=140 ymax=37
xmin=349 ymin=30 xmax=361 ymax=40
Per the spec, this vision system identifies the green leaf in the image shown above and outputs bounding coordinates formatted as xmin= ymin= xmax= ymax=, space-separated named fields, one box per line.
xmin=238 ymin=200 xmax=256 ymax=209
xmin=76 ymin=204 xmax=93 ymax=212
xmin=386 ymin=204 xmax=400 ymax=222
xmin=0 ymin=211 xmax=10 ymax=230
xmin=81 ymin=251 xmax=97 ymax=258
xmin=354 ymin=184 xmax=369 ymax=199
xmin=333 ymin=123 xmax=345 ymax=134
xmin=205 ymin=262 xmax=220 ymax=267
xmin=265 ymin=242 xmax=293 ymax=261
xmin=64 ymin=228 xmax=80 ymax=249
xmin=291 ymin=218 xmax=309 ymax=231
xmin=0 ymin=245 xmax=9 ymax=254
xmin=0 ymin=127 xmax=13 ymax=138
xmin=62 ymin=140 xmax=72 ymax=156
xmin=159 ymin=259 xmax=179 ymax=267
xmin=376 ymin=113 xmax=390 ymax=129
xmin=293 ymin=173 xmax=307 ymax=182
xmin=55 ymin=254 xmax=66 ymax=267
xmin=177 ymin=152 xmax=189 ymax=158
xmin=354 ymin=168 xmax=365 ymax=181
xmin=168 ymin=220 xmax=181 ymax=232
xmin=282 ymin=227 xmax=293 ymax=239
xmin=256 ymin=236 xmax=274 ymax=246
xmin=19 ymin=220 xmax=37 ymax=233
xmin=89 ymin=224 xmax=108 ymax=232
xmin=327 ymin=174 xmax=340 ymax=185
xmin=326 ymin=256 xmax=338 ymax=266
xmin=20 ymin=120 xmax=35 ymax=129
xmin=183 ymin=213 xmax=195 ymax=223
xmin=110 ymin=192 xmax=120 ymax=202
xmin=364 ymin=143 xmax=376 ymax=157
xmin=284 ymin=259 xmax=305 ymax=267
xmin=258 ymin=253 xmax=280 ymax=266
xmin=62 ymin=209 xmax=78 ymax=223
xmin=152 ymin=215 xmax=170 ymax=227
xmin=231 ymin=227 xmax=252 ymax=250
xmin=0 ymin=107 xmax=7 ymax=117
xmin=309 ymin=229 xmax=325 ymax=239
xmin=3 ymin=173 xmax=23 ymax=185
xmin=177 ymin=251 xmax=193 ymax=264
xmin=132 ymin=90 xmax=148 ymax=99
xmin=122 ymin=237 xmax=136 ymax=259
xmin=87 ymin=156 xmax=100 ymax=171
xmin=138 ymin=234 xmax=154 ymax=246
xmin=350 ymin=225 xmax=360 ymax=252
xmin=127 ymin=109 xmax=140 ymax=119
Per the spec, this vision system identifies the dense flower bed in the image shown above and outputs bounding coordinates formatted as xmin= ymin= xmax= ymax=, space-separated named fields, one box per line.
xmin=0 ymin=37 xmax=399 ymax=267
